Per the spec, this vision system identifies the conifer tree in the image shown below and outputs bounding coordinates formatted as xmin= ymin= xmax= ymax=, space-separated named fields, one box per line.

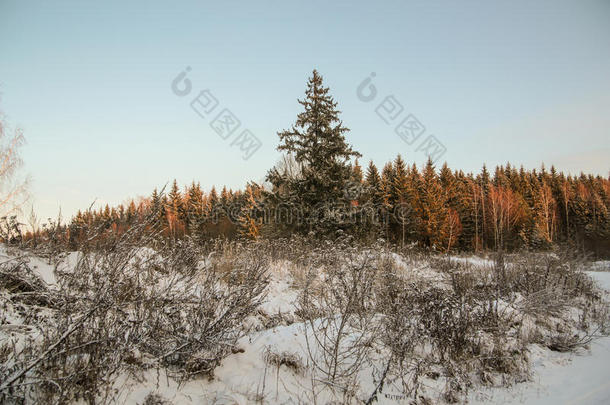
xmin=150 ymin=188 xmax=163 ymax=222
xmin=126 ymin=201 xmax=137 ymax=224
xmin=238 ymin=183 xmax=262 ymax=239
xmin=380 ymin=162 xmax=395 ymax=240
xmin=166 ymin=179 xmax=183 ymax=238
xmin=361 ymin=161 xmax=384 ymax=237
xmin=391 ymin=155 xmax=411 ymax=246
xmin=478 ymin=164 xmax=490 ymax=248
xmin=418 ymin=158 xmax=447 ymax=248
xmin=365 ymin=161 xmax=382 ymax=206
xmin=347 ymin=159 xmax=365 ymax=204
xmin=351 ymin=159 xmax=363 ymax=184
xmin=186 ymin=182 xmax=205 ymax=239
xmin=207 ymin=186 xmax=219 ymax=224
xmin=266 ymin=70 xmax=361 ymax=234
xmin=439 ymin=163 xmax=457 ymax=206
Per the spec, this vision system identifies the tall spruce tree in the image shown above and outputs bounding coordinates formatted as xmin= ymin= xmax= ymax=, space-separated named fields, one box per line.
xmin=266 ymin=70 xmax=361 ymax=234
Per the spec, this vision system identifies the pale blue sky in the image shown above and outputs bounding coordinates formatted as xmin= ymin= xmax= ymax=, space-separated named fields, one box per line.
xmin=0 ymin=0 xmax=609 ymax=221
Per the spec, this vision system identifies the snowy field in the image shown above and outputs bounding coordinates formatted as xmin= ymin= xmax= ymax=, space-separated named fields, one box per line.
xmin=122 ymin=266 xmax=610 ymax=405
xmin=119 ymin=260 xmax=610 ymax=405
xmin=2 ymin=246 xmax=609 ymax=404
xmin=110 ymin=260 xmax=610 ymax=405
xmin=471 ymin=270 xmax=610 ymax=405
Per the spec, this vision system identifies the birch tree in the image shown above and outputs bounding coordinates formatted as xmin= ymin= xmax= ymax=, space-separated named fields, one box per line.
xmin=0 ymin=112 xmax=28 ymax=216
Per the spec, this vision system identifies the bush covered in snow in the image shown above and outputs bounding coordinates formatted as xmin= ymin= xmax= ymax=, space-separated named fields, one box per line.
xmin=0 ymin=219 xmax=268 ymax=404
xmin=0 ymin=230 xmax=608 ymax=404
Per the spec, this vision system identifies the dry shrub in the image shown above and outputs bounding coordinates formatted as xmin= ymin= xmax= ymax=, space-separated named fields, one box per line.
xmin=0 ymin=217 xmax=269 ymax=404
xmin=497 ymin=251 xmax=598 ymax=304
xmin=372 ymin=250 xmax=599 ymax=402
xmin=263 ymin=346 xmax=305 ymax=375
xmin=270 ymin=244 xmax=603 ymax=404
xmin=142 ymin=392 xmax=171 ymax=405
xmin=297 ymin=240 xmax=381 ymax=401
xmin=0 ymin=259 xmax=55 ymax=308
xmin=2 ymin=231 xmax=607 ymax=404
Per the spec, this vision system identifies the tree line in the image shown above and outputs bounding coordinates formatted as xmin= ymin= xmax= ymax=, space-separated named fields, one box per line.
xmin=21 ymin=70 xmax=610 ymax=256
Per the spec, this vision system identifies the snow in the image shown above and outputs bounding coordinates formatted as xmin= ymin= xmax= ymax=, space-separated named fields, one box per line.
xmin=28 ymin=257 xmax=56 ymax=285
xmin=113 ymin=262 xmax=610 ymax=405
xmin=589 ymin=260 xmax=610 ymax=272
xmin=470 ymin=270 xmax=610 ymax=405
xmin=0 ymin=246 xmax=80 ymax=286
xmin=448 ymin=254 xmax=495 ymax=268
xmin=258 ymin=260 xmax=299 ymax=317
xmin=131 ymin=264 xmax=610 ymax=405
xmin=112 ymin=322 xmax=310 ymax=404
xmin=2 ymin=245 xmax=610 ymax=404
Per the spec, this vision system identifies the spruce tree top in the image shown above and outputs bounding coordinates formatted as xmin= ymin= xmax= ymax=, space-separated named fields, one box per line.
xmin=276 ymin=70 xmax=361 ymax=175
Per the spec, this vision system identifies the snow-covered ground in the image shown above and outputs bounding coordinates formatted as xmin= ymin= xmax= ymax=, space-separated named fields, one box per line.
xmin=112 ymin=260 xmax=610 ymax=405
xmin=470 ymin=270 xmax=610 ymax=405
xmin=589 ymin=261 xmax=610 ymax=272
xmin=2 ymin=247 xmax=609 ymax=404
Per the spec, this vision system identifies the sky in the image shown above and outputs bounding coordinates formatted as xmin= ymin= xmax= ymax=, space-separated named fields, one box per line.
xmin=0 ymin=0 xmax=609 ymax=222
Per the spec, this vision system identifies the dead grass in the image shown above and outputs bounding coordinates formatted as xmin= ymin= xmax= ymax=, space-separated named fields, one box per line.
xmin=263 ymin=346 xmax=305 ymax=375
